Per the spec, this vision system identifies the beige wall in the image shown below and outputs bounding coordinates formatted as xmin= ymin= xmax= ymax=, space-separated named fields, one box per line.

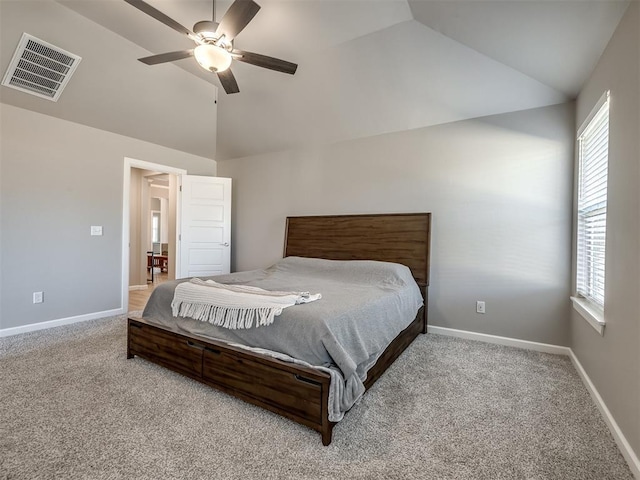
xmin=0 ymin=104 xmax=216 ymax=330
xmin=219 ymin=102 xmax=575 ymax=346
xmin=129 ymin=168 xmax=144 ymax=286
xmin=571 ymin=2 xmax=640 ymax=459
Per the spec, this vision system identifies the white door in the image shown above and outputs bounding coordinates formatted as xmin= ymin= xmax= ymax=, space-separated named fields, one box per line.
xmin=178 ymin=175 xmax=231 ymax=278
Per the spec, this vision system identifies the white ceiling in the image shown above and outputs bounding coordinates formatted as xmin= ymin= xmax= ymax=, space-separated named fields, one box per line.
xmin=408 ymin=0 xmax=630 ymax=97
xmin=0 ymin=0 xmax=630 ymax=161
xmin=0 ymin=0 xmax=218 ymax=159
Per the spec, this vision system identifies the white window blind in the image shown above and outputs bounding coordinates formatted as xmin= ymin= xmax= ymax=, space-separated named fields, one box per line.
xmin=576 ymin=92 xmax=609 ymax=308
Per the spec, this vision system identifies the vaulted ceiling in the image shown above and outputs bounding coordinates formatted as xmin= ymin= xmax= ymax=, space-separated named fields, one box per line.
xmin=0 ymin=0 xmax=630 ymax=161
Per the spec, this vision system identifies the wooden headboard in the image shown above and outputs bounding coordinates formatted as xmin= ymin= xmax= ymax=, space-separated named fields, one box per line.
xmin=284 ymin=213 xmax=431 ymax=287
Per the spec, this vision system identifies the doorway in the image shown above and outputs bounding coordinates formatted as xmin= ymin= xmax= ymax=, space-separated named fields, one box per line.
xmin=121 ymin=158 xmax=186 ymax=312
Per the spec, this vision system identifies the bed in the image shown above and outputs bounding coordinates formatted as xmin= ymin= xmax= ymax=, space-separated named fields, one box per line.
xmin=127 ymin=213 xmax=431 ymax=445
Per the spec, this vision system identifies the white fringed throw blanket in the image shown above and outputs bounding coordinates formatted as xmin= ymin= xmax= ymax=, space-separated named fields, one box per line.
xmin=171 ymin=278 xmax=321 ymax=329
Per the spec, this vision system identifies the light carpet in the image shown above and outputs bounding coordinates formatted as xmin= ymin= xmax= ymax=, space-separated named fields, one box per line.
xmin=0 ymin=314 xmax=633 ymax=480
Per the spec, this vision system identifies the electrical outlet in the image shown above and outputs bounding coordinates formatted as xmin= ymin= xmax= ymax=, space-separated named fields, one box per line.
xmin=91 ymin=226 xmax=103 ymax=236
xmin=476 ymin=301 xmax=485 ymax=314
xmin=33 ymin=291 xmax=43 ymax=304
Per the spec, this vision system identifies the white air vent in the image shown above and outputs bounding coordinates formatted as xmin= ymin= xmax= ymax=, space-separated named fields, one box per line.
xmin=2 ymin=33 xmax=81 ymax=102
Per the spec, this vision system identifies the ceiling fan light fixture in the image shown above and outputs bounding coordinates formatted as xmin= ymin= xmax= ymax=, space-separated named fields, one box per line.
xmin=194 ymin=44 xmax=232 ymax=72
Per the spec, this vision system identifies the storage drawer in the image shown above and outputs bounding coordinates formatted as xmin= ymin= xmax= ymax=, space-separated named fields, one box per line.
xmin=202 ymin=347 xmax=323 ymax=423
xmin=129 ymin=321 xmax=204 ymax=377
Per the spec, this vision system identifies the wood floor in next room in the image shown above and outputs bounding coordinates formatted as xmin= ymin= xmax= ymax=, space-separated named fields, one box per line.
xmin=128 ymin=273 xmax=168 ymax=312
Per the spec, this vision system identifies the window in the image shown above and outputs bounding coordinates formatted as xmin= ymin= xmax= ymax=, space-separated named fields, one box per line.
xmin=152 ymin=212 xmax=160 ymax=244
xmin=576 ymin=91 xmax=609 ymax=311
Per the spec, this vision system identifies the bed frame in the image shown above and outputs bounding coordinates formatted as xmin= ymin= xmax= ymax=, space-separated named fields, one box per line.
xmin=127 ymin=212 xmax=431 ymax=445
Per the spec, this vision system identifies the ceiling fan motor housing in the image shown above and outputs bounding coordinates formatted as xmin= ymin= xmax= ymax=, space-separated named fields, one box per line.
xmin=194 ymin=21 xmax=219 ymax=41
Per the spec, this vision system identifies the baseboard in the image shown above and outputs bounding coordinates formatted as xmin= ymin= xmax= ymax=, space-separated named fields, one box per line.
xmin=568 ymin=350 xmax=640 ymax=478
xmin=0 ymin=308 xmax=125 ymax=338
xmin=129 ymin=284 xmax=148 ymax=291
xmin=427 ymin=325 xmax=571 ymax=355
xmin=428 ymin=324 xmax=639 ymax=478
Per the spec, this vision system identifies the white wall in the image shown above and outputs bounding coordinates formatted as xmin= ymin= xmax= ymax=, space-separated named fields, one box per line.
xmin=0 ymin=104 xmax=216 ymax=330
xmin=218 ymin=102 xmax=575 ymax=346
xmin=571 ymin=2 xmax=640 ymax=460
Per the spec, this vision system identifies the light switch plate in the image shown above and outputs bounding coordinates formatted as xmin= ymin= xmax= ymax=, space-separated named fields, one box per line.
xmin=91 ymin=226 xmax=103 ymax=236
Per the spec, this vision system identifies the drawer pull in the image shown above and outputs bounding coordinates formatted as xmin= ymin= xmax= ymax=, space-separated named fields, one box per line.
xmin=130 ymin=322 xmax=143 ymax=329
xmin=205 ymin=347 xmax=221 ymax=355
xmin=294 ymin=374 xmax=321 ymax=386
xmin=186 ymin=340 xmax=204 ymax=350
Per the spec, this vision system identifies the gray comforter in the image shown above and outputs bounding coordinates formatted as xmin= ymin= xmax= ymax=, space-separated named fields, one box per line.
xmin=142 ymin=256 xmax=423 ymax=421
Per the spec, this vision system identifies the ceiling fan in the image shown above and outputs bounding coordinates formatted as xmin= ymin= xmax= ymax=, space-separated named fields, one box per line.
xmin=124 ymin=0 xmax=298 ymax=94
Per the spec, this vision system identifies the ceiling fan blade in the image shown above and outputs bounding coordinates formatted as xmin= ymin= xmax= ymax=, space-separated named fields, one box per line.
xmin=233 ymin=50 xmax=297 ymax=75
xmin=138 ymin=50 xmax=194 ymax=65
xmin=217 ymin=69 xmax=240 ymax=94
xmin=124 ymin=0 xmax=195 ymax=39
xmin=215 ymin=0 xmax=261 ymax=41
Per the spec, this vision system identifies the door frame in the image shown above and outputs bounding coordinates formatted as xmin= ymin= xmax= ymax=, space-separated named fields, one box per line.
xmin=121 ymin=157 xmax=187 ymax=312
